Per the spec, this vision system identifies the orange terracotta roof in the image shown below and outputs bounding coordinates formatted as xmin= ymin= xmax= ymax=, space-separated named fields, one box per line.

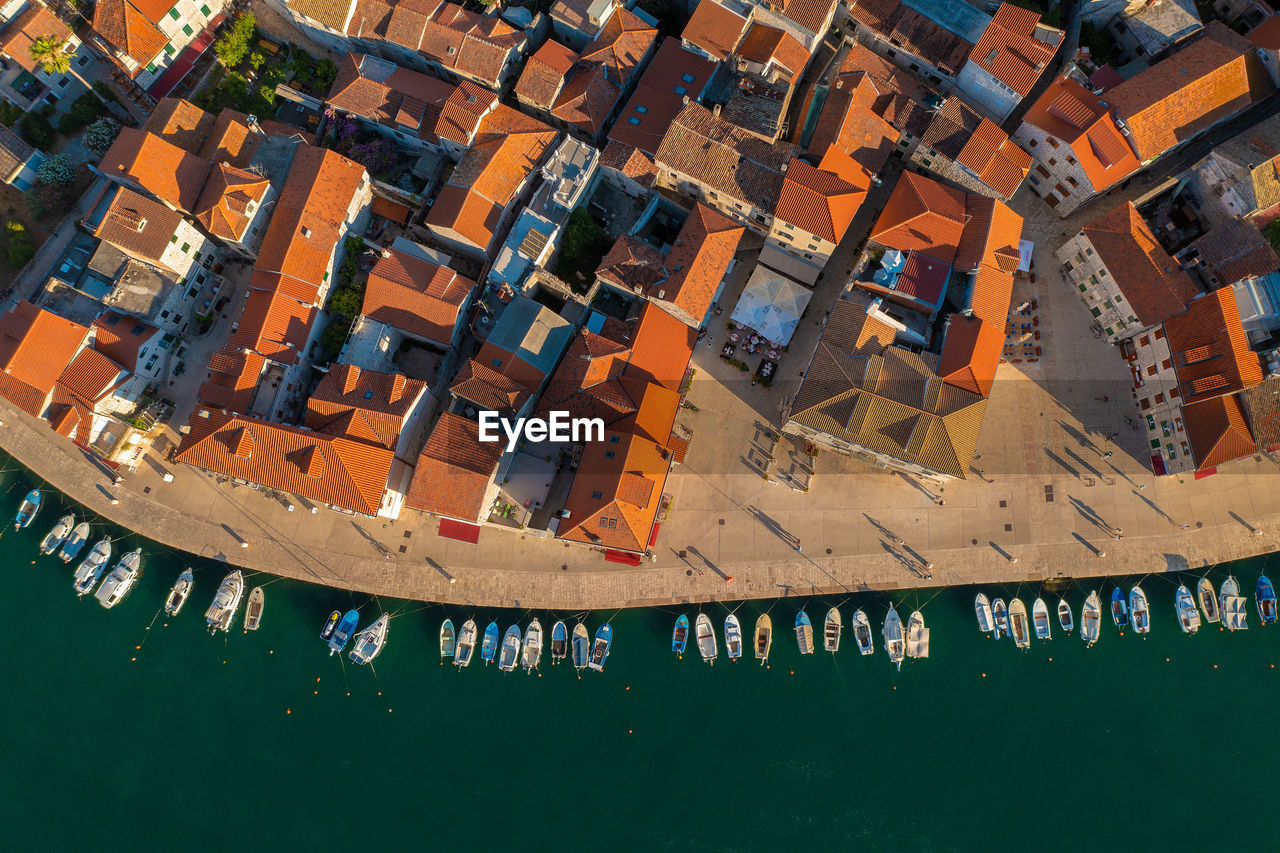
xmin=938 ymin=314 xmax=1003 ymax=397
xmin=681 ymin=0 xmax=749 ymax=59
xmin=405 ymin=412 xmax=502 ymax=521
xmin=91 ymin=311 xmax=158 ymax=372
xmin=626 ymin=302 xmax=697 ymax=391
xmin=200 ymin=109 xmax=262 ymax=167
xmin=966 ymin=3 xmax=1057 ymax=97
xmin=228 ymin=284 xmax=318 ymax=366
xmin=581 ymin=7 xmax=657 ymax=87
xmin=736 ymin=23 xmax=810 ymax=79
xmin=362 ymin=248 xmax=474 ymax=345
xmin=256 ymin=145 xmax=367 ymax=290
xmin=609 ymin=38 xmax=718 ymax=157
xmin=195 ymin=163 xmax=271 ymax=243
xmin=1184 ymin=395 xmax=1256 ymax=469
xmin=176 ymin=410 xmax=395 ymax=516
xmin=551 ymin=63 xmax=620 ymax=136
xmin=599 ymin=140 xmax=657 ymax=188
xmin=46 ymin=388 xmax=91 ymax=440
xmin=557 ymin=427 xmax=671 ymax=552
xmin=57 ymin=348 xmax=127 ymax=404
xmin=0 ymin=6 xmax=72 ymax=73
xmin=1079 ymin=202 xmax=1199 ymax=327
xmin=662 ymin=204 xmax=744 ymax=322
xmin=449 ymin=359 xmax=531 ymax=415
xmin=1022 ymin=76 xmax=1139 ymax=192
xmin=197 ymin=347 xmax=266 ymax=413
xmin=775 ymin=154 xmax=870 ymax=243
xmin=955 ymin=117 xmax=1032 ymax=198
xmin=515 ymin=39 xmax=576 ymax=109
xmin=100 ymin=128 xmax=211 ymax=213
xmin=94 ymin=186 xmax=184 ymax=267
xmin=870 ymin=171 xmax=967 ymax=264
xmin=0 ymin=302 xmax=88 ymax=417
xmin=1164 ymin=288 xmax=1263 ymax=406
xmin=305 ymin=364 xmax=425 ymax=450
xmin=92 ymin=0 xmax=167 ymax=68
xmin=1106 ymin=22 xmax=1270 ymax=162
xmin=955 ymin=194 xmax=1023 ymax=276
xmin=143 ymin=99 xmax=214 ymax=154
xmin=781 ymin=0 xmax=838 ymax=34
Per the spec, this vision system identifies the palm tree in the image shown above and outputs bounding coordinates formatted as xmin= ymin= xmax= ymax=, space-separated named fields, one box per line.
xmin=29 ymin=34 xmax=108 ymax=106
xmin=29 ymin=35 xmax=71 ymax=76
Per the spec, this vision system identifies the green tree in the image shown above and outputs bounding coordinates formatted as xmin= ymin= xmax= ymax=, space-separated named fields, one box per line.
xmin=29 ymin=36 xmax=106 ymax=107
xmin=315 ymin=58 xmax=337 ymax=92
xmin=37 ymin=152 xmax=75 ymax=185
xmin=213 ymin=14 xmax=257 ymax=69
xmin=6 ymin=221 xmax=34 ymax=269
xmin=81 ymin=117 xmax=121 ymax=155
xmin=18 ymin=112 xmax=54 ymax=148
xmin=561 ymin=207 xmax=603 ymax=259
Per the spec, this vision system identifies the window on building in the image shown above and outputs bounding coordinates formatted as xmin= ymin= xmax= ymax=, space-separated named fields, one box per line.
xmin=182 ymin=24 xmax=193 ymax=36
xmin=1105 ymin=327 xmax=1114 ymax=336
xmin=1154 ymin=328 xmax=1164 ymax=340
xmin=170 ymin=235 xmax=178 ymax=244
xmin=180 ymin=242 xmax=190 ymax=253
xmin=680 ymin=73 xmax=695 ymax=83
xmin=201 ymin=3 xmax=211 ymax=14
xmin=1090 ymin=306 xmax=1102 ymax=317
xmin=636 ymin=105 xmax=647 ymax=114
xmin=57 ymin=76 xmax=69 ymax=88
xmin=598 ymin=517 xmax=608 ymax=528
xmin=1047 ymin=137 xmax=1059 ymax=148
xmin=627 ymin=116 xmax=640 ymax=125
xmin=1140 ymin=398 xmax=1151 ymax=410
xmin=609 ymin=435 xmax=620 ymax=443
xmin=1161 ymin=358 xmax=1172 ymax=370
xmin=604 ymin=450 xmax=615 ymax=459
xmin=146 ymin=63 xmax=157 ymax=74
xmin=674 ymin=86 xmax=687 ymax=96
xmin=591 ymin=491 xmax=603 ymax=500
xmin=1154 ymin=393 xmax=1164 ymax=404
xmin=1147 ymin=365 xmax=1157 ymax=376
xmin=164 ymin=43 xmax=175 ymax=56
xmin=1048 ymin=157 xmax=1057 ymax=166
xmin=1139 ymin=335 xmax=1150 ymax=347
xmin=193 ymin=251 xmax=201 ymax=262
xmin=168 ymin=8 xmax=180 ymax=19
xmin=1036 ymin=165 xmax=1050 ymax=178
xmin=1028 ymin=138 xmax=1037 ymax=147
xmin=1098 ymin=268 xmax=1107 ymax=278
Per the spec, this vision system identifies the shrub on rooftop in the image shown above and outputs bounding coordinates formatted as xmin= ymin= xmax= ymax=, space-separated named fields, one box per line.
xmin=315 ymin=58 xmax=337 ymax=92
xmin=348 ymin=137 xmax=400 ymax=176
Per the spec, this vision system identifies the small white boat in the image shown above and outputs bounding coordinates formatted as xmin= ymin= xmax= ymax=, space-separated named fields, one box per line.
xmin=1057 ymin=598 xmax=1074 ymax=633
xmin=795 ymin=611 xmax=814 ymax=655
xmin=975 ymin=593 xmax=994 ymax=634
xmin=165 ymin=569 xmax=194 ymax=616
xmin=521 ymin=618 xmax=543 ymax=672
xmin=95 ymin=548 xmax=142 ymax=610
xmin=695 ymin=613 xmax=717 ymax=664
xmin=823 ymin=607 xmax=841 ymax=652
xmin=59 ymin=521 xmax=90 ymax=563
xmin=73 ymin=538 xmax=112 ymax=596
xmin=1008 ymin=597 xmax=1030 ymax=650
xmin=754 ymin=614 xmax=772 ymax=664
xmin=571 ymin=622 xmax=591 ymax=671
xmin=39 ymin=514 xmax=74 ymax=556
xmin=455 ymin=619 xmax=477 ymax=668
xmin=883 ymin=605 xmax=905 ymax=670
xmin=905 ymin=610 xmax=929 ymax=659
xmin=992 ymin=598 xmax=1009 ymax=639
xmin=349 ymin=614 xmax=389 ymax=665
xmin=1081 ymin=591 xmax=1101 ymax=646
xmin=1175 ymin=585 xmax=1201 ymax=635
xmin=204 ymin=570 xmax=244 ymax=633
xmin=244 ymin=586 xmax=265 ymax=631
xmin=1032 ymin=597 xmax=1052 ymax=640
xmin=439 ymin=619 xmax=456 ymax=661
xmin=1129 ymin=585 xmax=1150 ymax=635
xmin=1221 ymin=576 xmax=1249 ymax=631
xmin=1197 ymin=577 xmax=1221 ymax=623
xmin=498 ymin=624 xmax=521 ymax=672
xmin=852 ymin=609 xmax=874 ymax=655
xmin=724 ymin=614 xmax=742 ymax=661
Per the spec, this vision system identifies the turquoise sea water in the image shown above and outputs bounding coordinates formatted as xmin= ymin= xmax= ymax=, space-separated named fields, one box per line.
xmin=3 ymin=454 xmax=1279 ymax=849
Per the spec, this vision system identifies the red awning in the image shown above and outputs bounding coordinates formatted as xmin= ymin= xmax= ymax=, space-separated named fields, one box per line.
xmin=1150 ymin=455 xmax=1167 ymax=477
xmin=148 ymin=14 xmax=225 ymax=99
xmin=605 ymin=549 xmax=641 ymax=565
xmin=1194 ymin=467 xmax=1217 ymax=480
xmin=438 ymin=518 xmax=481 ymax=544
xmin=647 ymin=522 xmax=661 ymax=548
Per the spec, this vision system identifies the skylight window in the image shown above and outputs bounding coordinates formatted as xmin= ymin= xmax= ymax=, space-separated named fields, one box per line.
xmin=674 ymin=86 xmax=687 ymax=96
xmin=628 ymin=116 xmax=641 ymax=125
xmin=636 ymin=105 xmax=647 ymax=114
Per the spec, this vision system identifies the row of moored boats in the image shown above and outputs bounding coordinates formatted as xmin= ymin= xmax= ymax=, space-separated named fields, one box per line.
xmin=672 ymin=605 xmax=928 ymax=671
xmin=974 ymin=575 xmax=1276 ymax=647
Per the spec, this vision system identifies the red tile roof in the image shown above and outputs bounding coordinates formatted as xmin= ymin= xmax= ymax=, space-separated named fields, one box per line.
xmin=143 ymin=98 xmax=214 ymax=153
xmin=870 ymin=171 xmax=967 ymax=264
xmin=449 ymin=358 xmax=531 ymax=415
xmin=581 ymin=7 xmax=657 ymax=87
xmin=197 ymin=347 xmax=266 ymax=413
xmin=362 ymin=248 xmax=474 ymax=345
xmin=557 ymin=425 xmax=671 ymax=552
xmin=176 ymin=410 xmax=395 ymax=516
xmin=200 ymin=109 xmax=263 ymax=167
xmin=662 ymin=204 xmax=744 ymax=322
xmin=1022 ymin=76 xmax=1139 ymax=192
xmin=92 ymin=0 xmax=167 ymax=68
xmin=91 ymin=311 xmax=159 ymax=371
xmin=1163 ymin=288 xmax=1263 ymax=406
xmin=955 ymin=117 xmax=1032 ymax=198
xmin=626 ymin=301 xmax=697 ymax=391
xmin=599 ymin=140 xmax=658 ymax=187
xmin=0 ymin=7 xmax=71 ymax=73
xmin=515 ymin=39 xmax=576 ymax=109
xmin=781 ymin=0 xmax=838 ymax=34
xmin=195 ymin=163 xmax=271 ymax=243
xmin=737 ymin=22 xmax=811 ymax=79
xmin=609 ymin=38 xmax=717 ymax=157
xmin=228 ymin=280 xmax=319 ymax=366
xmin=1079 ymin=202 xmax=1199 ymax=327
xmin=938 ymin=314 xmax=1003 ymax=397
xmin=1184 ymin=394 xmax=1256 ymax=469
xmin=1106 ymin=22 xmax=1271 ymax=162
xmin=100 ymin=128 xmax=211 ymax=213
xmin=405 ymin=412 xmax=501 ymax=521
xmin=681 ymin=0 xmax=749 ymax=59
xmin=0 ymin=302 xmax=88 ymax=418
xmin=551 ymin=63 xmax=620 ymax=136
xmin=775 ymin=154 xmax=870 ymax=243
xmin=419 ymin=2 xmax=526 ymax=87
xmin=94 ymin=185 xmax=184 ymax=268
xmin=965 ymin=3 xmax=1057 ymax=97
xmin=57 ymin=348 xmax=127 ymax=404
xmin=305 ymin=364 xmax=425 ymax=450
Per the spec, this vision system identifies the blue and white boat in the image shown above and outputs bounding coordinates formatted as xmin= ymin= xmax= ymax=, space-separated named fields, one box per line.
xmin=1129 ymin=585 xmax=1150 ymax=634
xmin=588 ymin=623 xmax=612 ymax=672
xmin=550 ymin=620 xmax=568 ymax=663
xmin=795 ymin=610 xmax=814 ymax=654
xmin=14 ymin=489 xmax=40 ymax=530
xmin=1257 ymin=576 xmax=1277 ymax=625
xmin=571 ymin=623 xmax=590 ymax=670
xmin=95 ymin=548 xmax=142 ymax=610
xmin=724 ymin=614 xmax=743 ymax=661
xmin=672 ymin=613 xmax=689 ymax=657
xmin=1110 ymin=588 xmax=1128 ymax=630
xmin=498 ymin=624 xmax=521 ymax=672
xmin=455 ymin=619 xmax=477 ymax=668
xmin=695 ymin=613 xmax=717 ymax=664
xmin=59 ymin=522 xmax=90 ymax=563
xmin=440 ymin=619 xmax=456 ymax=661
xmin=349 ymin=614 xmax=389 ymax=665
xmin=39 ymin=515 xmax=74 ymax=555
xmin=328 ymin=609 xmax=359 ymax=655
xmin=480 ymin=621 xmax=500 ymax=664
